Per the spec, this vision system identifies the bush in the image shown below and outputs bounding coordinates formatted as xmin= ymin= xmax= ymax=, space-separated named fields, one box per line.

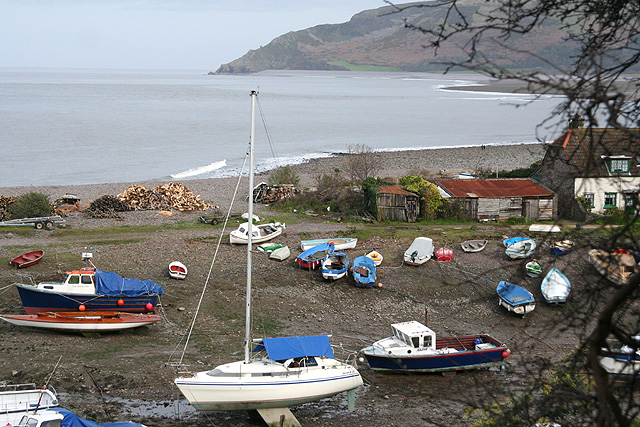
xmin=8 ymin=192 xmax=53 ymax=219
xmin=399 ymin=175 xmax=445 ymax=219
xmin=269 ymin=166 xmax=300 ymax=187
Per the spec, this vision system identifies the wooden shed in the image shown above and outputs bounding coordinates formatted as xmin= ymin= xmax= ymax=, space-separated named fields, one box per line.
xmin=436 ymin=179 xmax=556 ymax=222
xmin=376 ymin=185 xmax=419 ymax=222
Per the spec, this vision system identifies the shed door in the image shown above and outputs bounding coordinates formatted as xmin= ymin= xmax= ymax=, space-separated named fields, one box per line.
xmin=523 ymin=199 xmax=539 ymax=220
xmin=406 ymin=199 xmax=418 ymax=223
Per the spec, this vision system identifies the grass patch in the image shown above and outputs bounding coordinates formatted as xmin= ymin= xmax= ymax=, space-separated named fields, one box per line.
xmin=327 ymin=60 xmax=399 ymax=72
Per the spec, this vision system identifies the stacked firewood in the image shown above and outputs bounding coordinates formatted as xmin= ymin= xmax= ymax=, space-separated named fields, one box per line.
xmin=253 ymin=184 xmax=297 ymax=204
xmin=84 ymin=195 xmax=132 ymax=218
xmin=117 ymin=183 xmax=213 ymax=211
xmin=0 ymin=196 xmax=16 ymax=221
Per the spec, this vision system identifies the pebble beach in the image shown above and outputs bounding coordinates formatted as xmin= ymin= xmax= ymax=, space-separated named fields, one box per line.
xmin=0 ymin=143 xmax=547 ymax=212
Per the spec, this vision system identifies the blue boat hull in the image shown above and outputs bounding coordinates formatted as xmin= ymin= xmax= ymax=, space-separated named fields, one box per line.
xmin=362 ymin=348 xmax=507 ymax=373
xmin=16 ymin=285 xmax=158 ymax=314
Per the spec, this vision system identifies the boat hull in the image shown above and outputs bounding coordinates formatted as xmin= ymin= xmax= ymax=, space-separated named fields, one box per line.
xmin=10 ymin=250 xmax=44 ymax=268
xmin=599 ymin=352 xmax=640 ymax=375
xmin=169 ymin=261 xmax=187 ymax=279
xmin=361 ymin=346 xmax=507 ymax=373
xmin=16 ymin=285 xmax=158 ymax=314
xmin=300 ymin=238 xmax=357 ymax=251
xmin=0 ymin=311 xmax=161 ymax=332
xmin=541 ymin=268 xmax=570 ymax=304
xmin=175 ymin=366 xmax=362 ymax=411
xmin=496 ymin=281 xmax=536 ymax=315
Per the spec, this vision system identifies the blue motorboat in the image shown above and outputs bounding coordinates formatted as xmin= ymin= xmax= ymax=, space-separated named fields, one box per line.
xmin=359 ymin=320 xmax=510 ymax=373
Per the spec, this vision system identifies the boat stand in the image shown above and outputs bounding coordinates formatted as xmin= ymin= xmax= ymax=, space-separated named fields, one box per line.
xmin=255 ymin=408 xmax=301 ymax=427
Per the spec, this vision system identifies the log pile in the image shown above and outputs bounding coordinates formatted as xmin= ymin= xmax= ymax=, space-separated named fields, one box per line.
xmin=84 ymin=195 xmax=132 ymax=219
xmin=0 ymin=196 xmax=16 ymax=221
xmin=117 ymin=183 xmax=213 ymax=211
xmin=253 ymin=183 xmax=297 ymax=204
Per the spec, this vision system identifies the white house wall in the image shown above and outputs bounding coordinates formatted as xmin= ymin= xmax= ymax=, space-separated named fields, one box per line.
xmin=574 ymin=177 xmax=639 ymax=213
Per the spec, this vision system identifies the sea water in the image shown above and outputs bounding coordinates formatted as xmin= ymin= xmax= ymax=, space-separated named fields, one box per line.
xmin=0 ymin=68 xmax=565 ymax=187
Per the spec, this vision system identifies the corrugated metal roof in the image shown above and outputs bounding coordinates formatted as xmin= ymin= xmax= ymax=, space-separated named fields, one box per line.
xmin=378 ymin=185 xmax=417 ymax=196
xmin=436 ymin=179 xmax=553 ymax=198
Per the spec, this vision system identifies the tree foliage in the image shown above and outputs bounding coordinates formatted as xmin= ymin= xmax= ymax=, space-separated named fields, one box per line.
xmin=8 ymin=192 xmax=53 ymax=219
xmin=269 ymin=166 xmax=300 ymax=187
xmin=399 ymin=175 xmax=446 ymax=219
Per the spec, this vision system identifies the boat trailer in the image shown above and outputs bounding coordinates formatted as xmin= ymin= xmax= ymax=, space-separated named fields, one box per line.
xmin=0 ymin=215 xmax=66 ymax=230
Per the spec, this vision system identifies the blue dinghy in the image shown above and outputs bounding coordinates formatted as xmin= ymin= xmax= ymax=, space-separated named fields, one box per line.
xmin=497 ymin=281 xmax=536 ymax=315
xmin=352 ymin=255 xmax=377 ymax=287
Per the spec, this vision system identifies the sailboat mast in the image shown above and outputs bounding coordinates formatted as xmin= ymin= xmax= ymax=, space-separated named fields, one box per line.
xmin=244 ymin=90 xmax=257 ymax=364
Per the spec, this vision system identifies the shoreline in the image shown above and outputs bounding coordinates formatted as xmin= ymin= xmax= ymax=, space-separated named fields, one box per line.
xmin=0 ymin=143 xmax=547 ymax=211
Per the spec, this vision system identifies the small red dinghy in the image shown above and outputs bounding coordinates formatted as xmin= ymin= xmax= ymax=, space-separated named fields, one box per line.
xmin=10 ymin=250 xmax=44 ymax=268
xmin=0 ymin=311 xmax=162 ymax=332
xmin=435 ymin=247 xmax=453 ymax=262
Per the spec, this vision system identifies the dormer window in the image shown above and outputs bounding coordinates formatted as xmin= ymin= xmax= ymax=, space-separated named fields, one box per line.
xmin=610 ymin=158 xmax=630 ymax=173
xmin=602 ymin=155 xmax=632 ymax=174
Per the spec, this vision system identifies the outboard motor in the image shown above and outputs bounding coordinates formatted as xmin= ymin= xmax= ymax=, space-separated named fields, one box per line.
xmin=410 ymin=250 xmax=418 ymax=263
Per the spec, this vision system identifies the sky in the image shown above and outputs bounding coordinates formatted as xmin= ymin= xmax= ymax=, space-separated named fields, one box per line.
xmin=1 ymin=0 xmax=384 ymax=70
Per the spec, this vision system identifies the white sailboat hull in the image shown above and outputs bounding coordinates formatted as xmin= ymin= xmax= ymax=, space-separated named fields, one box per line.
xmin=175 ymin=359 xmax=363 ymax=411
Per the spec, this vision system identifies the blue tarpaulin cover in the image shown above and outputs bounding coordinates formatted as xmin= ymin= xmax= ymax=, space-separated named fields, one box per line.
xmin=94 ymin=269 xmax=164 ymax=297
xmin=254 ymin=335 xmax=335 ymax=361
xmin=53 ymin=408 xmax=145 ymax=427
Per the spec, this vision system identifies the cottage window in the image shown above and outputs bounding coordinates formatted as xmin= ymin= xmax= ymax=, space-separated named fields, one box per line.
xmin=604 ymin=193 xmax=617 ymax=209
xmin=610 ymin=159 xmax=630 ymax=173
xmin=584 ymin=193 xmax=595 ymax=208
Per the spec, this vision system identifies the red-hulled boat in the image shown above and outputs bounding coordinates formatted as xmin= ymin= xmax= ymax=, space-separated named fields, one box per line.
xmin=10 ymin=250 xmax=44 ymax=268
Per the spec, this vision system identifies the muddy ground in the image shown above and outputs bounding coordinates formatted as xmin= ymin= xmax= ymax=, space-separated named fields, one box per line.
xmin=0 ymin=208 xmax=599 ymax=427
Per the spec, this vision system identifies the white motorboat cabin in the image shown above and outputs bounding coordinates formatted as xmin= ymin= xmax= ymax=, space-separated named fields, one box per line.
xmin=36 ymin=268 xmax=96 ymax=294
xmin=391 ymin=321 xmax=437 ymax=352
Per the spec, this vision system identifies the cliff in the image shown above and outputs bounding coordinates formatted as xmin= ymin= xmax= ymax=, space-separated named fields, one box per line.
xmin=215 ymin=1 xmax=578 ymax=74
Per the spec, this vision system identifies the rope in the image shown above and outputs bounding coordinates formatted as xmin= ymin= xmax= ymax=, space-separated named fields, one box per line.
xmin=174 ymin=148 xmax=250 ymax=366
xmin=256 ymin=96 xmax=279 ymax=165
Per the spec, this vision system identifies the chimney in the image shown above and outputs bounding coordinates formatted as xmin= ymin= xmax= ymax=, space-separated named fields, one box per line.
xmin=569 ymin=115 xmax=584 ymax=129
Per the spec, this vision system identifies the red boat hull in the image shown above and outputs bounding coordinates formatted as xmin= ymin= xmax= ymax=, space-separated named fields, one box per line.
xmin=10 ymin=250 xmax=44 ymax=268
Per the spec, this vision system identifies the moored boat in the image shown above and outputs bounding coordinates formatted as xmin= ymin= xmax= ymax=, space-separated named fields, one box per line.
xmin=0 ymin=384 xmax=59 ymax=426
xmin=505 ymin=238 xmax=536 ymax=259
xmin=269 ymin=246 xmax=290 ymax=261
xmin=359 ymin=319 xmax=510 ymax=373
xmin=168 ymin=261 xmax=187 ymax=279
xmin=588 ymin=248 xmax=639 ymax=286
xmin=404 ymin=237 xmax=434 ymax=266
xmin=551 ymin=239 xmax=574 ymax=255
xmin=435 ymin=247 xmax=453 ymax=262
xmin=230 ymin=221 xmax=285 ymax=245
xmin=296 ymin=242 xmax=335 ymax=269
xmin=541 ymin=267 xmax=571 ymax=303
xmin=174 ymin=92 xmax=362 ymax=424
xmin=497 ymin=281 xmax=536 ymax=315
xmin=461 ymin=240 xmax=488 ymax=253
xmin=366 ymin=250 xmax=383 ymax=266
xmin=599 ymin=337 xmax=640 ymax=375
xmin=0 ymin=311 xmax=162 ymax=332
xmin=10 ymin=250 xmax=44 ymax=268
xmin=352 ymin=255 xmax=377 ymax=288
xmin=14 ymin=268 xmax=164 ymax=314
xmin=525 ymin=260 xmax=543 ymax=278
xmin=321 ymin=250 xmax=349 ymax=280
xmin=503 ymin=237 xmax=529 ymax=247
xmin=300 ymin=238 xmax=357 ymax=251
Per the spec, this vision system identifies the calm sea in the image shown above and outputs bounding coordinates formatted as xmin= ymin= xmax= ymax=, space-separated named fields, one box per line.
xmin=0 ymin=68 xmax=565 ymax=187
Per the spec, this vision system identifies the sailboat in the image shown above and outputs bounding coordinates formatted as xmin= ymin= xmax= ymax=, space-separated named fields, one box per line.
xmin=174 ymin=91 xmax=362 ymax=423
